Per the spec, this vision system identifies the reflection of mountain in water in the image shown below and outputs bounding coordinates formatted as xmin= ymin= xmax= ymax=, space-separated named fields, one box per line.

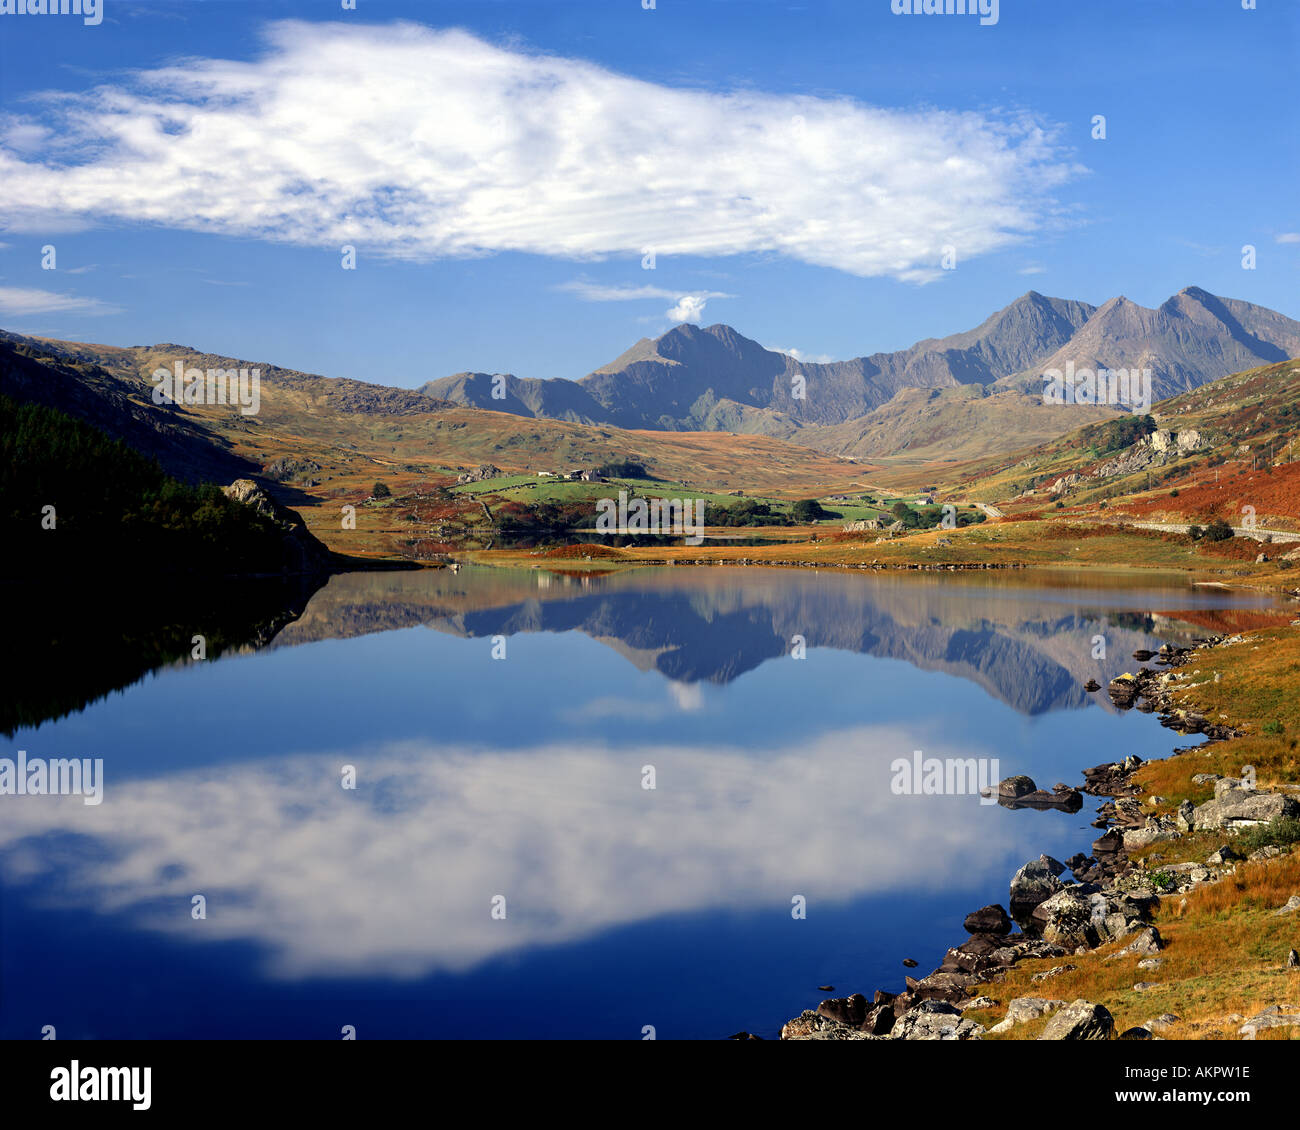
xmin=269 ymin=567 xmax=1264 ymax=716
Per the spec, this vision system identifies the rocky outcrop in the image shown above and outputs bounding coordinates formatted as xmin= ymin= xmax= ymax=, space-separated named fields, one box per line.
xmin=963 ymin=905 xmax=1013 ymax=936
xmin=221 ymin=479 xmax=335 ymax=575
xmin=1239 ymin=1006 xmax=1300 ymax=1040
xmin=890 ymin=1000 xmax=985 ymax=1041
xmin=780 ymin=1010 xmax=879 ymax=1040
xmin=988 ymin=997 xmax=1063 ymax=1034
xmin=1009 ymin=855 xmax=1066 ymax=921
xmin=456 ymin=463 xmax=503 ymax=484
xmin=1039 ymin=999 xmax=1115 ymax=1040
xmin=1190 ymin=778 xmax=1300 ymax=831
xmin=985 ymin=775 xmax=1083 ymax=812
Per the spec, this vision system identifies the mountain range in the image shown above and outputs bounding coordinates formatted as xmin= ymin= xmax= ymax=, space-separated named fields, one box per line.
xmin=422 ymin=287 xmax=1300 ymax=459
xmin=2 ymin=286 xmax=1297 ymax=492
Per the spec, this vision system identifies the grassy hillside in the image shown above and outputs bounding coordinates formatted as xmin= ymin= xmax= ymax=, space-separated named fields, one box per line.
xmin=949 ymin=359 xmax=1300 ymax=524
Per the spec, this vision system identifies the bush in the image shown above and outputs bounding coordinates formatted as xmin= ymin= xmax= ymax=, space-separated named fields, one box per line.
xmin=791 ymin=499 xmax=828 ymax=523
xmin=372 ymin=481 xmax=391 ymax=499
xmin=594 ymin=460 xmax=649 ymax=480
xmin=1236 ymin=815 xmax=1300 ymax=854
xmin=1203 ymin=517 xmax=1234 ymax=542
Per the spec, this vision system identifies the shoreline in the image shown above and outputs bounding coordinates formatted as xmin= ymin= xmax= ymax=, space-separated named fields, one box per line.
xmin=757 ymin=627 xmax=1300 ymax=1041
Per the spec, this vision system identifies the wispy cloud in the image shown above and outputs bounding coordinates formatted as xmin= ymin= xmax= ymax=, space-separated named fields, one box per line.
xmin=0 ymin=22 xmax=1078 ymax=282
xmin=558 ymin=279 xmax=734 ymax=323
xmin=0 ymin=285 xmax=120 ymax=318
xmin=1276 ymin=233 xmax=1300 ymax=244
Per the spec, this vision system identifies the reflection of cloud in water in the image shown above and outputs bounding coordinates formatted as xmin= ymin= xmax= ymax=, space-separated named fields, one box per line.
xmin=0 ymin=728 xmax=1035 ymax=980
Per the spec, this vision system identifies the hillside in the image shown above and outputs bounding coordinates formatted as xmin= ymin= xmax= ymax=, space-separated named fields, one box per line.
xmin=0 ymin=335 xmax=871 ymax=560
xmin=954 ymin=357 xmax=1300 ymax=531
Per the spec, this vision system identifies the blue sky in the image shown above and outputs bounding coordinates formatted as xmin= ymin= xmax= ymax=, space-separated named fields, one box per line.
xmin=0 ymin=0 xmax=1295 ymax=385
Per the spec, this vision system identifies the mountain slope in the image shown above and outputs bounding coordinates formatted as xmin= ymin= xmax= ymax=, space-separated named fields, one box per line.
xmin=998 ymin=287 xmax=1300 ymax=400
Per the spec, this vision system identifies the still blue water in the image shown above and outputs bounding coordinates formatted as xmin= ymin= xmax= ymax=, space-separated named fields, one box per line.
xmin=0 ymin=566 xmax=1281 ymax=1038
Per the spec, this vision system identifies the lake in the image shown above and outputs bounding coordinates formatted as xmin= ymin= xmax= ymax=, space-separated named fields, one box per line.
xmin=0 ymin=565 xmax=1285 ymax=1039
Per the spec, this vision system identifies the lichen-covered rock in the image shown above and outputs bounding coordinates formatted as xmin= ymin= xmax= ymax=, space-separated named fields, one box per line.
xmin=1239 ymin=1006 xmax=1300 ymax=1040
xmin=1009 ymin=855 xmax=1066 ymax=919
xmin=780 ymin=1010 xmax=877 ymax=1040
xmin=1034 ymin=887 xmax=1105 ymax=949
xmin=890 ymin=1000 xmax=985 ymax=1041
xmin=988 ymin=997 xmax=1063 ymax=1034
xmin=1191 ymin=782 xmax=1300 ymax=831
xmin=1039 ymin=999 xmax=1115 ymax=1040
xmin=1106 ymin=926 xmax=1164 ymax=959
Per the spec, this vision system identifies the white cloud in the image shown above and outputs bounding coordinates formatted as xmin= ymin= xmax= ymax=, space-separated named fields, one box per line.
xmin=559 ymin=279 xmax=733 ymax=324
xmin=0 ymin=727 xmax=1026 ymax=979
xmin=773 ymin=345 xmax=837 ymax=364
xmin=666 ymin=294 xmax=710 ymax=323
xmin=1276 ymin=233 xmax=1300 ymax=244
xmin=0 ymin=285 xmax=120 ymax=317
xmin=1018 ymin=263 xmax=1047 ymax=275
xmin=0 ymin=21 xmax=1078 ymax=281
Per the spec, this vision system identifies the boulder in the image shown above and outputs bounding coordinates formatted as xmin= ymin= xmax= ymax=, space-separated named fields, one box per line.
xmin=1122 ymin=815 xmax=1182 ymax=851
xmin=1239 ymin=1006 xmax=1300 ymax=1040
xmin=910 ymin=971 xmax=980 ymax=1005
xmin=1038 ymin=999 xmax=1115 ymax=1040
xmin=1092 ymin=829 xmax=1123 ymax=857
xmin=1191 ymin=787 xmax=1300 ymax=831
xmin=890 ymin=1000 xmax=985 ymax=1041
xmin=781 ymin=1010 xmax=877 ymax=1040
xmin=1034 ymin=887 xmax=1105 ymax=949
xmin=988 ymin=997 xmax=1063 ymax=1034
xmin=455 ymin=463 xmax=502 ymax=484
xmin=1106 ymin=926 xmax=1164 ymax=959
xmin=816 ymin=993 xmax=868 ymax=1028
xmin=220 ymin=479 xmax=335 ymax=575
xmin=963 ymin=905 xmax=1013 ymax=936
xmin=994 ymin=775 xmax=1037 ymax=799
xmin=1009 ymin=855 xmax=1067 ymax=919
xmin=1030 ymin=964 xmax=1076 ymax=983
